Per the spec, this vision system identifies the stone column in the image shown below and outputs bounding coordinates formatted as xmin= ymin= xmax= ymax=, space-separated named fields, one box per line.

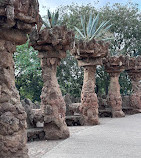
xmin=107 ymin=72 xmax=125 ymax=117
xmin=128 ymin=71 xmax=141 ymax=111
xmin=39 ymin=54 xmax=70 ymax=140
xmin=0 ymin=40 xmax=29 ymax=158
xmin=80 ymin=66 xmax=99 ymax=125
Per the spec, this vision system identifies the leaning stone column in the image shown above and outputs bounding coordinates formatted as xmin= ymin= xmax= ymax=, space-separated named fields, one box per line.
xmin=0 ymin=1 xmax=39 ymax=157
xmin=126 ymin=56 xmax=141 ymax=111
xmin=30 ymin=26 xmax=74 ymax=139
xmin=71 ymin=39 xmax=109 ymax=125
xmin=104 ymin=56 xmax=125 ymax=117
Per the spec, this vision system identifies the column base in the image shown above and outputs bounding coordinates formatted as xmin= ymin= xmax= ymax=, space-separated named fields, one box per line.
xmin=44 ymin=117 xmax=70 ymax=140
xmin=112 ymin=110 xmax=125 ymax=118
xmin=80 ymin=115 xmax=100 ymax=126
xmin=0 ymin=148 xmax=29 ymax=158
xmin=0 ymin=105 xmax=29 ymax=158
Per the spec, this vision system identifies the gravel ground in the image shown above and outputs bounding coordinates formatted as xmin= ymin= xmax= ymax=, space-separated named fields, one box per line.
xmin=28 ymin=118 xmax=112 ymax=158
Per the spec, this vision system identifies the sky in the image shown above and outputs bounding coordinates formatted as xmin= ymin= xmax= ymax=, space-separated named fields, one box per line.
xmin=38 ymin=0 xmax=141 ymax=15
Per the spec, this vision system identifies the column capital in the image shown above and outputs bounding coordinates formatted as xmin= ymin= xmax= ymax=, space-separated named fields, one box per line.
xmin=38 ymin=51 xmax=66 ymax=60
xmin=127 ymin=70 xmax=141 ymax=82
xmin=107 ymin=71 xmax=121 ymax=77
xmin=78 ymin=58 xmax=103 ymax=67
xmin=103 ymin=55 xmax=125 ymax=76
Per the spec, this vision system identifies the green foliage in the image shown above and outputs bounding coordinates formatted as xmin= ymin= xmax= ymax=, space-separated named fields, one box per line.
xmin=14 ymin=42 xmax=83 ymax=101
xmin=100 ymin=2 xmax=141 ymax=56
xmin=74 ymin=13 xmax=113 ymax=41
xmin=59 ymin=3 xmax=97 ymax=30
xmin=58 ymin=2 xmax=141 ymax=95
xmin=14 ymin=41 xmax=43 ymax=102
xmin=16 ymin=72 xmax=43 ymax=102
xmin=14 ymin=40 xmax=41 ymax=76
xmin=119 ymin=72 xmax=132 ymax=95
xmin=57 ymin=51 xmax=83 ymax=98
xmin=43 ymin=10 xmax=59 ymax=28
xmin=96 ymin=66 xmax=110 ymax=96
xmin=14 ymin=2 xmax=140 ymax=102
xmin=0 ymin=0 xmax=8 ymax=4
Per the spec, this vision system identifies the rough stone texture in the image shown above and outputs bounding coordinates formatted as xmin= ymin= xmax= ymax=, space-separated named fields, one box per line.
xmin=125 ymin=56 xmax=141 ymax=112
xmin=64 ymin=94 xmax=72 ymax=116
xmin=30 ymin=26 xmax=74 ymax=140
xmin=0 ymin=1 xmax=39 ymax=157
xmin=129 ymin=72 xmax=141 ymax=110
xmin=107 ymin=73 xmax=125 ymax=117
xmin=21 ymin=98 xmax=36 ymax=128
xmin=29 ymin=26 xmax=74 ymax=52
xmin=104 ymin=56 xmax=125 ymax=118
xmin=27 ymin=128 xmax=45 ymax=142
xmin=98 ymin=96 xmax=108 ymax=109
xmin=65 ymin=115 xmax=82 ymax=126
xmin=0 ymin=0 xmax=40 ymax=44
xmin=64 ymin=94 xmax=81 ymax=116
xmin=71 ymin=39 xmax=109 ymax=125
xmin=98 ymin=95 xmax=140 ymax=117
xmin=21 ymin=99 xmax=43 ymax=129
xmin=99 ymin=109 xmax=112 ymax=118
xmin=69 ymin=103 xmax=81 ymax=115
xmin=71 ymin=39 xmax=109 ymax=59
xmin=122 ymin=96 xmax=130 ymax=108
xmin=0 ymin=40 xmax=29 ymax=158
xmin=21 ymin=98 xmax=38 ymax=110
xmin=30 ymin=109 xmax=44 ymax=127
xmin=40 ymin=57 xmax=70 ymax=140
xmin=80 ymin=66 xmax=99 ymax=125
xmin=98 ymin=97 xmax=112 ymax=117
